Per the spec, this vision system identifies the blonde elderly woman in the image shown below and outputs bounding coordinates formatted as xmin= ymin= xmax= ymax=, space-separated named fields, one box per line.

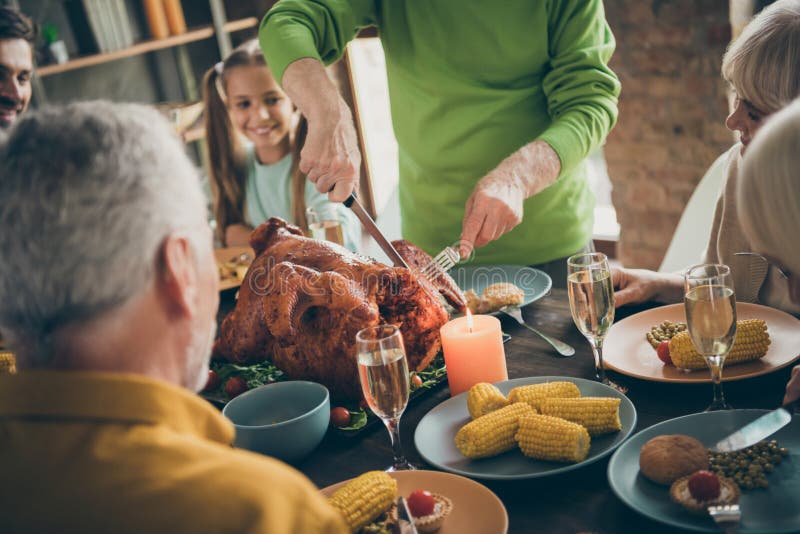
xmin=612 ymin=0 xmax=800 ymax=314
xmin=737 ymin=98 xmax=800 ymax=404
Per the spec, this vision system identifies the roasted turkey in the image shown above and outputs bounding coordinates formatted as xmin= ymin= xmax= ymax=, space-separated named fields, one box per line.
xmin=214 ymin=218 xmax=466 ymax=400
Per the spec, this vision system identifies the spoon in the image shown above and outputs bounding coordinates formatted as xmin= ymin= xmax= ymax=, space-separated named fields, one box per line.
xmin=498 ymin=305 xmax=575 ymax=357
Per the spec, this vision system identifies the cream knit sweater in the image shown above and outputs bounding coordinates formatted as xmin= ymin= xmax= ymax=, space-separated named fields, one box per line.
xmin=702 ymin=144 xmax=800 ymax=315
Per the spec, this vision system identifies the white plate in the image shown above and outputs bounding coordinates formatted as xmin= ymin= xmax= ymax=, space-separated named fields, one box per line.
xmin=414 ymin=376 xmax=636 ymax=480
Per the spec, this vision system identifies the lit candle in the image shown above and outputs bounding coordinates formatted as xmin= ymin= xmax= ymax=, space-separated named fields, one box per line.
xmin=440 ymin=310 xmax=508 ymax=397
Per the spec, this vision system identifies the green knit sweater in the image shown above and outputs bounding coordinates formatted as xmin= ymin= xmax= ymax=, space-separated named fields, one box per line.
xmin=261 ymin=0 xmax=619 ymax=265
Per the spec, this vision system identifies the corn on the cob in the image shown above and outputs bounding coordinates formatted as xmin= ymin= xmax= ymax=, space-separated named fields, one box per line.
xmin=507 ymin=381 xmax=580 ymax=411
xmin=467 ymin=382 xmax=510 ymax=419
xmin=515 ymin=414 xmax=591 ymax=463
xmin=455 ymin=402 xmax=534 ymax=459
xmin=538 ymin=397 xmax=621 ymax=435
xmin=328 ymin=471 xmax=398 ymax=533
xmin=668 ymin=319 xmax=770 ymax=370
xmin=0 ymin=352 xmax=16 ymax=374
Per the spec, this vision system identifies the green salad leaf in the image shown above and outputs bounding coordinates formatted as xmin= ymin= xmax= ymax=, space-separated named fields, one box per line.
xmin=207 ymin=353 xmax=446 ymax=431
xmin=338 ymin=409 xmax=368 ymax=431
xmin=210 ymin=360 xmax=285 ymax=390
xmin=411 ymin=353 xmax=447 ymax=389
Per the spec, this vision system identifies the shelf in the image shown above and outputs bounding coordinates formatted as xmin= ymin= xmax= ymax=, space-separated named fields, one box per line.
xmin=37 ymin=17 xmax=259 ymax=77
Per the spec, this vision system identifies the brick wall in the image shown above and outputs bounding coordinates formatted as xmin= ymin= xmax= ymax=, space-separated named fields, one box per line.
xmin=604 ymin=0 xmax=735 ymax=269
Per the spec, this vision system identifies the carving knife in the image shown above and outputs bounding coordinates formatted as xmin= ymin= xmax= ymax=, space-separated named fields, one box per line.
xmin=344 ymin=193 xmax=410 ymax=269
xmin=712 ymin=401 xmax=796 ymax=452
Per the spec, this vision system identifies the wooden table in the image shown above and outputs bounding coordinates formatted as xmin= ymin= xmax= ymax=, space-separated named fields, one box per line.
xmin=221 ymin=288 xmax=794 ymax=533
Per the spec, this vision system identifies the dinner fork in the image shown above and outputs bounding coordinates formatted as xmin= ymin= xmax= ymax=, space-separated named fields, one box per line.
xmin=397 ymin=496 xmax=420 ymax=534
xmin=708 ymin=504 xmax=741 ymax=534
xmin=498 ymin=305 xmax=575 ymax=357
xmin=420 ymin=246 xmax=460 ymax=279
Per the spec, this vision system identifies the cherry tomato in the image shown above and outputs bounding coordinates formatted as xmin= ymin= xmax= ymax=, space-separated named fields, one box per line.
xmin=203 ymin=369 xmax=221 ymax=392
xmin=656 ymin=341 xmax=672 ymax=365
xmin=224 ymin=377 xmax=248 ymax=398
xmin=359 ymin=398 xmax=369 ymax=411
xmin=407 ymin=489 xmax=436 ymax=518
xmin=330 ymin=407 xmax=351 ymax=427
xmin=688 ymin=470 xmax=720 ymax=501
xmin=411 ymin=374 xmax=424 ymax=389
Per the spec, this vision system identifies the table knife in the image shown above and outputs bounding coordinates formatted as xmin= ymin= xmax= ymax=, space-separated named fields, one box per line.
xmin=344 ymin=193 xmax=410 ymax=269
xmin=712 ymin=401 xmax=796 ymax=452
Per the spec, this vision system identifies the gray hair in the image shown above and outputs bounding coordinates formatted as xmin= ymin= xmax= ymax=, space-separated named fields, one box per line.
xmin=722 ymin=0 xmax=800 ymax=114
xmin=0 ymin=101 xmax=208 ymax=364
xmin=738 ymin=97 xmax=800 ymax=274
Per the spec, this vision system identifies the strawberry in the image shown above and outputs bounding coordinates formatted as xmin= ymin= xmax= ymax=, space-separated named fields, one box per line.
xmin=656 ymin=341 xmax=672 ymax=365
xmin=688 ymin=470 xmax=721 ymax=501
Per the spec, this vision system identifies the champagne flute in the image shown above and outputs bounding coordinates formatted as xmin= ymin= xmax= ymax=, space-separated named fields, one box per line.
xmin=567 ymin=252 xmax=617 ymax=387
xmin=355 ymin=324 xmax=415 ymax=471
xmin=306 ymin=205 xmax=345 ymax=246
xmin=684 ymin=264 xmax=736 ymax=411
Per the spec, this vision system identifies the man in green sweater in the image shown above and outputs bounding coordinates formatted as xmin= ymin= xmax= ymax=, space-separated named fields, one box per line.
xmin=260 ymin=0 xmax=619 ymax=284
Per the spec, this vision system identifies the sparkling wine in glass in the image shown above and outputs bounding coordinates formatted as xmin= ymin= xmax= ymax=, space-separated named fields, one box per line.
xmin=307 ymin=206 xmax=345 ymax=246
xmin=567 ymin=252 xmax=617 ymax=387
xmin=355 ymin=324 xmax=414 ymax=471
xmin=685 ymin=264 xmax=736 ymax=411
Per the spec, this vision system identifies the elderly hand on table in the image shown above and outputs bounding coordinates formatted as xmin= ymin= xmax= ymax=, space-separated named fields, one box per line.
xmin=459 ymin=140 xmax=561 ymax=258
xmin=611 ymin=267 xmax=685 ymax=307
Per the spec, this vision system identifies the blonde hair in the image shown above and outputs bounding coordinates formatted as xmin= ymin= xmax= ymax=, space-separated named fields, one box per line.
xmin=737 ymin=98 xmax=800 ymax=274
xmin=722 ymin=0 xmax=800 ymax=114
xmin=201 ymin=39 xmax=308 ymax=245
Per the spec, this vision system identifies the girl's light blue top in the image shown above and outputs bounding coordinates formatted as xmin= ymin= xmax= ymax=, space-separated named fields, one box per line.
xmin=243 ymin=145 xmax=360 ymax=251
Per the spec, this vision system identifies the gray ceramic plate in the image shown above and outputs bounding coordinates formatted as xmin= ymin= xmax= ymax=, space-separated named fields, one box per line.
xmin=607 ymin=410 xmax=800 ymax=533
xmin=450 ymin=265 xmax=551 ymax=312
xmin=414 ymin=376 xmax=637 ymax=480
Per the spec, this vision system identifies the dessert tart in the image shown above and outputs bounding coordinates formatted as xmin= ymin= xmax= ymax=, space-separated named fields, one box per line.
xmin=412 ymin=493 xmax=453 ymax=533
xmin=670 ymin=471 xmax=740 ymax=514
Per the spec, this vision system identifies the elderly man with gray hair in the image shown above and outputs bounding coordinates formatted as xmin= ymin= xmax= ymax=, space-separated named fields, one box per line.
xmin=0 ymin=102 xmax=347 ymax=533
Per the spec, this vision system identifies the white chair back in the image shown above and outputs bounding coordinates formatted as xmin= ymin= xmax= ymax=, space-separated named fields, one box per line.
xmin=658 ymin=148 xmax=732 ymax=272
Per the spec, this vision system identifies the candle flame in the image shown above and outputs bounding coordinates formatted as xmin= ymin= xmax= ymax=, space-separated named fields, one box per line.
xmin=466 ymin=308 xmax=474 ymax=333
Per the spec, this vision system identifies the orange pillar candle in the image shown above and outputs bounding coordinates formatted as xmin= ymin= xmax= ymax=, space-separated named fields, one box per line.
xmin=440 ymin=312 xmax=508 ymax=397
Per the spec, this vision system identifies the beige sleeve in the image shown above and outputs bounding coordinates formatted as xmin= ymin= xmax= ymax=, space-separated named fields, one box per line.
xmin=701 ymin=190 xmax=724 ymax=265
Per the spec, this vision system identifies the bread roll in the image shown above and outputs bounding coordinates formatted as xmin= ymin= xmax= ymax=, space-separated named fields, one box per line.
xmin=639 ymin=434 xmax=709 ymax=485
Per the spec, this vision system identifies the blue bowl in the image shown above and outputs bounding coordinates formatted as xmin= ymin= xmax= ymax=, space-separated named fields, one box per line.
xmin=222 ymin=381 xmax=330 ymax=463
